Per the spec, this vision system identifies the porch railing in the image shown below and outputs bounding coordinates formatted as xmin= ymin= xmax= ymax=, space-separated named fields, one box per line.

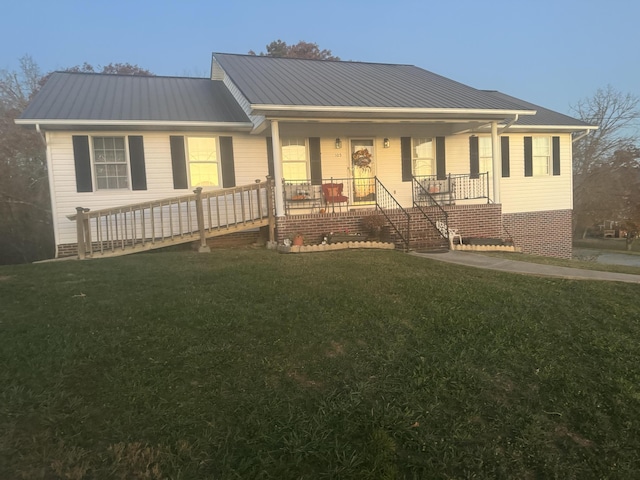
xmin=375 ymin=177 xmax=411 ymax=251
xmin=412 ymin=177 xmax=449 ymax=246
xmin=283 ymin=177 xmax=375 ymax=213
xmin=69 ymin=180 xmax=273 ymax=258
xmin=413 ymin=172 xmax=490 ymax=206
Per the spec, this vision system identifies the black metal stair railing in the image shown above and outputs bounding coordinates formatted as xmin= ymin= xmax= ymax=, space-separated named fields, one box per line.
xmin=412 ymin=176 xmax=450 ymax=247
xmin=374 ymin=177 xmax=411 ymax=251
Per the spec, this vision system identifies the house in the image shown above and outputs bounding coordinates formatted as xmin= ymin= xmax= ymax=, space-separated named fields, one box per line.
xmin=16 ymin=53 xmax=596 ymax=259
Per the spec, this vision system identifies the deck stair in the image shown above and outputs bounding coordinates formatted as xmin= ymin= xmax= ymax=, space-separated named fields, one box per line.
xmin=69 ymin=180 xmax=274 ymax=259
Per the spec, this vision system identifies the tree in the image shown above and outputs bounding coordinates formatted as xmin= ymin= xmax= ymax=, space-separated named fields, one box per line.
xmin=0 ymin=56 xmax=153 ymax=264
xmin=570 ymin=86 xmax=640 ymax=239
xmin=249 ymin=40 xmax=340 ymax=61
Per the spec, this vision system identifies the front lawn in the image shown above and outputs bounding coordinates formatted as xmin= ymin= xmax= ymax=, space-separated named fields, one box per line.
xmin=1 ymin=249 xmax=640 ymax=479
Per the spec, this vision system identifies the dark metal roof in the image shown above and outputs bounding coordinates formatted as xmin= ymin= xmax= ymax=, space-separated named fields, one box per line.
xmin=213 ymin=53 xmax=533 ymax=112
xmin=481 ymin=90 xmax=594 ymax=128
xmin=19 ymin=72 xmax=251 ymax=124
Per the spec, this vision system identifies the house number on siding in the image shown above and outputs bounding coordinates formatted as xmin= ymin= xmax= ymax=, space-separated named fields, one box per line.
xmin=334 ymin=153 xmax=342 ymax=157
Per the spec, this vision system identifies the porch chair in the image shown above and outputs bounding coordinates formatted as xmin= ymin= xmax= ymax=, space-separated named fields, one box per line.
xmin=435 ymin=220 xmax=462 ymax=248
xmin=322 ymin=183 xmax=349 ymax=210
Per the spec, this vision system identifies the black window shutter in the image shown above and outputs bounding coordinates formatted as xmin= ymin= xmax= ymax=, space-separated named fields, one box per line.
xmin=220 ymin=136 xmax=236 ymax=188
xmin=401 ymin=137 xmax=412 ymax=182
xmin=266 ymin=137 xmax=275 ymax=178
xmin=128 ymin=136 xmax=147 ymax=191
xmin=552 ymin=136 xmax=561 ymax=176
xmin=436 ymin=136 xmax=446 ymax=180
xmin=308 ymin=137 xmax=322 ymax=185
xmin=72 ymin=136 xmax=93 ymax=192
xmin=469 ymin=136 xmax=479 ymax=179
xmin=501 ymin=136 xmax=510 ymax=178
xmin=524 ymin=136 xmax=533 ymax=177
xmin=170 ymin=136 xmax=188 ymax=189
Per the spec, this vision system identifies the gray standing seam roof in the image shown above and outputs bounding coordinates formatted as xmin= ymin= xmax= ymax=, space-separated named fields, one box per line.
xmin=19 ymin=72 xmax=251 ymax=124
xmin=212 ymin=53 xmax=534 ymax=112
xmin=481 ymin=90 xmax=594 ymax=128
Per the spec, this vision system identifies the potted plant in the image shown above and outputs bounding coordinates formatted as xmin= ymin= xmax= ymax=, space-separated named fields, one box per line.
xmin=292 ymin=233 xmax=304 ymax=246
xmin=361 ymin=214 xmax=386 ymax=240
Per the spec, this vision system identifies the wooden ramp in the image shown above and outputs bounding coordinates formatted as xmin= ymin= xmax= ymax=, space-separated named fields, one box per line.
xmin=69 ymin=181 xmax=274 ymax=259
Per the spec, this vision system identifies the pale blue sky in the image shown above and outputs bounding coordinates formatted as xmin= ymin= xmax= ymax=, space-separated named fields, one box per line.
xmin=2 ymin=0 xmax=638 ymax=117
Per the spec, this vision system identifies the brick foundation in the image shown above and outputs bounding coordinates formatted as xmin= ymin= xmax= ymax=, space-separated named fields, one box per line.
xmin=276 ymin=204 xmax=504 ymax=250
xmin=503 ymin=209 xmax=572 ymax=259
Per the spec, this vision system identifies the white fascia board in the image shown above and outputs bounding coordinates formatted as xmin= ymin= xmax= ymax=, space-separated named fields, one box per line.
xmin=475 ymin=124 xmax=599 ymax=132
xmin=15 ymin=119 xmax=254 ymax=130
xmin=251 ymin=104 xmax=537 ymax=116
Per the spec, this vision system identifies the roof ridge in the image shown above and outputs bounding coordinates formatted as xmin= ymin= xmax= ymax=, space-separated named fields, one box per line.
xmin=51 ymin=71 xmax=210 ymax=81
xmin=212 ymin=52 xmax=415 ymax=68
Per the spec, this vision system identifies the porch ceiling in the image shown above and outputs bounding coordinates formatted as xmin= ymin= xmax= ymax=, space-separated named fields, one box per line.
xmin=273 ymin=119 xmax=489 ymax=137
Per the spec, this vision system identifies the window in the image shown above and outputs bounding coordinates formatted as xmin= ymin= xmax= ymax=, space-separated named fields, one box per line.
xmin=281 ymin=138 xmax=308 ymax=180
xmin=187 ymin=137 xmax=219 ymax=187
xmin=532 ymin=137 xmax=550 ymax=175
xmin=479 ymin=137 xmax=493 ymax=174
xmin=412 ymin=138 xmax=434 ymax=176
xmin=93 ymin=136 xmax=129 ymax=189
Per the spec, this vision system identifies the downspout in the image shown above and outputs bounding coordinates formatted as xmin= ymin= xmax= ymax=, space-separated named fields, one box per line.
xmin=572 ymin=130 xmax=591 ymax=143
xmin=498 ymin=114 xmax=518 ymax=134
xmin=35 ymin=123 xmax=47 ymax=146
xmin=491 ymin=121 xmax=501 ymax=204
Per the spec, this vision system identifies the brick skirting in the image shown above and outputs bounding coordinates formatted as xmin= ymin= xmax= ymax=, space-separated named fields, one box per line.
xmin=503 ymin=209 xmax=572 ymax=259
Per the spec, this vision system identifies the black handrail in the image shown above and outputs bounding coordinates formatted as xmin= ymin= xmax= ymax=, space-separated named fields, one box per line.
xmin=412 ymin=177 xmax=450 ymax=245
xmin=375 ymin=177 xmax=411 ymax=251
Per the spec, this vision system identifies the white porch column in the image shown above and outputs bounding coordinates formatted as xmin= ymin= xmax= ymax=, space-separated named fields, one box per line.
xmin=491 ymin=121 xmax=501 ymax=204
xmin=270 ymin=120 xmax=285 ymax=217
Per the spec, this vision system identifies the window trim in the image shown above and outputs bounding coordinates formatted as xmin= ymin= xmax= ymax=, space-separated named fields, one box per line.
xmin=185 ymin=135 xmax=222 ymax=189
xmin=91 ymin=135 xmax=130 ymax=191
xmin=532 ymin=136 xmax=551 ymax=176
xmin=478 ymin=136 xmax=493 ymax=174
xmin=411 ymin=137 xmax=435 ymax=176
xmin=280 ymin=137 xmax=309 ymax=181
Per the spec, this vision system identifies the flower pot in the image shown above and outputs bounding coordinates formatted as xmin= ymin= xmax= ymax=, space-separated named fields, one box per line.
xmin=292 ymin=235 xmax=304 ymax=246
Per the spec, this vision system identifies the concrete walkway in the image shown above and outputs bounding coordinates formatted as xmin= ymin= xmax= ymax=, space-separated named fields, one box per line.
xmin=410 ymin=251 xmax=640 ymax=284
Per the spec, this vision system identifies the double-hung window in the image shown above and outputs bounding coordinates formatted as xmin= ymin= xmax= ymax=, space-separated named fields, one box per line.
xmin=532 ymin=137 xmax=550 ymax=175
xmin=187 ymin=137 xmax=219 ymax=187
xmin=93 ymin=136 xmax=129 ymax=190
xmin=479 ymin=137 xmax=493 ymax=174
xmin=281 ymin=138 xmax=308 ymax=180
xmin=412 ymin=138 xmax=434 ymax=176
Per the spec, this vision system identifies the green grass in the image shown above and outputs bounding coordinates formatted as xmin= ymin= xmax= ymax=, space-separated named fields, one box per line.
xmin=2 ymin=248 xmax=640 ymax=479
xmin=574 ymin=237 xmax=640 ymax=254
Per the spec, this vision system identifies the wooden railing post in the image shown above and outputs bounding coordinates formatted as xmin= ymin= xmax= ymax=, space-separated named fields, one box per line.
xmin=194 ymin=187 xmax=210 ymax=253
xmin=266 ymin=176 xmax=276 ymax=247
xmin=75 ymin=207 xmax=90 ymax=259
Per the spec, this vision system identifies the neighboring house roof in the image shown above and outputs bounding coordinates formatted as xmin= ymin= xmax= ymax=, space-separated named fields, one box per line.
xmin=212 ymin=53 xmax=535 ymax=117
xmin=481 ymin=90 xmax=596 ymax=129
xmin=17 ymin=72 xmax=252 ymax=130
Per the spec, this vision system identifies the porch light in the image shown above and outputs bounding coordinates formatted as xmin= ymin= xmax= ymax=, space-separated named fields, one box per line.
xmin=383 ymin=138 xmax=390 ymax=148
xmin=335 ymin=138 xmax=342 ymax=149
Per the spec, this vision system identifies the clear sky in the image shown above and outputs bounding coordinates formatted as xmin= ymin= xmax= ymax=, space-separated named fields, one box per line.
xmin=1 ymin=0 xmax=638 ymax=117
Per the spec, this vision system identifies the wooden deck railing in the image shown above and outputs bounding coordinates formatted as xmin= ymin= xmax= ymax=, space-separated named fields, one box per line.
xmin=69 ymin=180 xmax=274 ymax=259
